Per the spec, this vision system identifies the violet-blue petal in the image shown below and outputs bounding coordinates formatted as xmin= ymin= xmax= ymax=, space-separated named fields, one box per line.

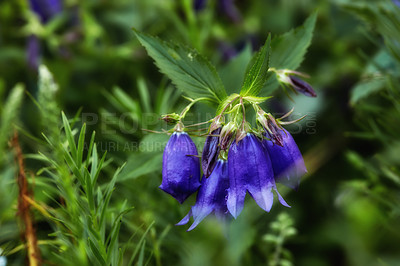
xmin=227 ymin=134 xmax=289 ymax=218
xmin=201 ymin=127 xmax=221 ymax=177
xmin=30 ymin=0 xmax=63 ymax=23
xmin=177 ymin=160 xmax=229 ymax=231
xmin=264 ymin=129 xmax=307 ymax=190
xmin=160 ymin=132 xmax=201 ymax=204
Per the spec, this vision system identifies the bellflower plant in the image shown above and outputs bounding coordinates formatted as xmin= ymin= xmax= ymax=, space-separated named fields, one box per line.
xmin=134 ymin=12 xmax=317 ymax=229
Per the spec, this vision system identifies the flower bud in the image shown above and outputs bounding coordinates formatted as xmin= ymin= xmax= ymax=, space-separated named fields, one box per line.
xmin=289 ymin=76 xmax=317 ymax=97
xmin=219 ymin=121 xmax=236 ymax=151
xmin=161 ymin=113 xmax=181 ymax=125
xmin=275 ymin=69 xmax=316 ymax=97
xmin=160 ymin=132 xmax=201 ymax=203
xmin=202 ymin=127 xmax=222 ymax=178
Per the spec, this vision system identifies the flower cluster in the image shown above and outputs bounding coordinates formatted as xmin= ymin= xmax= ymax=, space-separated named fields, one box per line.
xmin=159 ymin=89 xmax=312 ymax=230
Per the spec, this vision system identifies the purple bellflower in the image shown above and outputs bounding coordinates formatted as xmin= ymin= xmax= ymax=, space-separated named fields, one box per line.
xmin=264 ymin=128 xmax=307 ymax=190
xmin=201 ymin=127 xmax=222 ymax=178
xmin=177 ymin=160 xmax=229 ymax=231
xmin=160 ymin=132 xmax=201 ymax=203
xmin=29 ymin=0 xmax=63 ymax=23
xmin=227 ymin=134 xmax=289 ymax=218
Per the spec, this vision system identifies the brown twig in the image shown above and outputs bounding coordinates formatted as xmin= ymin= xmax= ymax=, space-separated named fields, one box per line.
xmin=12 ymin=131 xmax=41 ymax=266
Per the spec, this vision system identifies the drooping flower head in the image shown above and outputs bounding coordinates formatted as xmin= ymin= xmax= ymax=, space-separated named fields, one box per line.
xmin=227 ymin=134 xmax=289 ymax=218
xmin=177 ymin=160 xmax=230 ymax=231
xmin=160 ymin=131 xmax=201 ymax=203
xmin=136 ymin=26 xmax=316 ymax=229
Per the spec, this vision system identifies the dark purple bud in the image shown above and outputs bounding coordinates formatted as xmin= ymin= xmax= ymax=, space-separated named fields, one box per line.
xmin=30 ymin=0 xmax=63 ymax=23
xmin=393 ymin=0 xmax=400 ymax=7
xmin=289 ymin=76 xmax=317 ymax=97
xmin=227 ymin=134 xmax=289 ymax=218
xmin=27 ymin=35 xmax=40 ymax=70
xmin=202 ymin=127 xmax=222 ymax=178
xmin=160 ymin=132 xmax=201 ymax=203
xmin=263 ymin=129 xmax=307 ymax=190
xmin=177 ymin=160 xmax=230 ymax=231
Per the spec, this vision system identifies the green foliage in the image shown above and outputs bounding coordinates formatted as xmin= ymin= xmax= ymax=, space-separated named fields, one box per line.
xmin=1 ymin=0 xmax=400 ymax=265
xmin=31 ymin=111 xmax=149 ymax=265
xmin=263 ymin=213 xmax=297 ymax=266
xmin=270 ymin=12 xmax=317 ymax=70
xmin=240 ymin=35 xmax=271 ymax=97
xmin=133 ymin=30 xmax=227 ymax=104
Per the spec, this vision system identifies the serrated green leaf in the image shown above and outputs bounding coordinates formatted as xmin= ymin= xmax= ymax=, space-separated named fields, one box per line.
xmin=270 ymin=12 xmax=317 ymax=70
xmin=240 ymin=35 xmax=271 ymax=97
xmin=133 ymin=29 xmax=227 ymax=103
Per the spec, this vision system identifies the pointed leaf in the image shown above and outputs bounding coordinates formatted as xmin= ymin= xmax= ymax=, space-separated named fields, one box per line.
xmin=240 ymin=35 xmax=271 ymax=97
xmin=270 ymin=12 xmax=317 ymax=70
xmin=133 ymin=29 xmax=227 ymax=103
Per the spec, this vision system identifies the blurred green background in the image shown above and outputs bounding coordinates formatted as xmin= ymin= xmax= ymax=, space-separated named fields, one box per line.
xmin=0 ymin=0 xmax=400 ymax=265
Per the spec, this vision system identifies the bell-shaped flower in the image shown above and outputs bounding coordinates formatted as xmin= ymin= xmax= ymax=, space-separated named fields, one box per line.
xmin=201 ymin=127 xmax=221 ymax=178
xmin=160 ymin=132 xmax=201 ymax=203
xmin=227 ymin=134 xmax=289 ymax=218
xmin=177 ymin=160 xmax=230 ymax=231
xmin=263 ymin=128 xmax=307 ymax=190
